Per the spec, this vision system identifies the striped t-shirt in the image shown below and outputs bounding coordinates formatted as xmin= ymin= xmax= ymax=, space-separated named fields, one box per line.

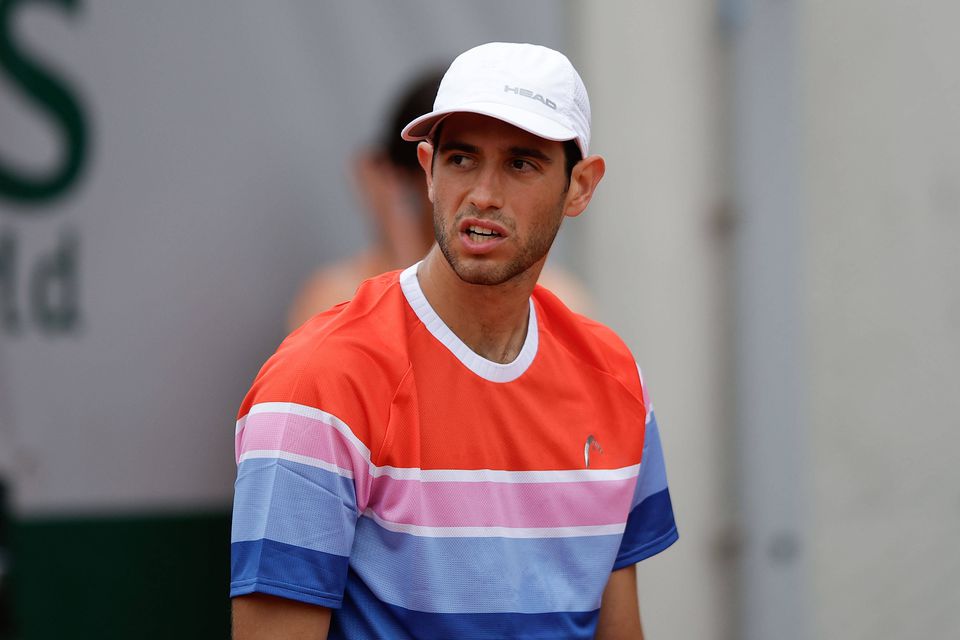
xmin=231 ymin=263 xmax=678 ymax=639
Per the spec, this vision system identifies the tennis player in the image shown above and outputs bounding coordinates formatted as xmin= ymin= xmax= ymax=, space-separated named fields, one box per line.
xmin=231 ymin=42 xmax=678 ymax=639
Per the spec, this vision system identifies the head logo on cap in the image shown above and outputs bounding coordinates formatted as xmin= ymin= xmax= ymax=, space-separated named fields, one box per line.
xmin=401 ymin=42 xmax=592 ymax=157
xmin=504 ymin=85 xmax=558 ymax=110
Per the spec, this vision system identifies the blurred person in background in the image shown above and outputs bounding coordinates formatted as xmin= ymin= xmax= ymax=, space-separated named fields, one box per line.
xmin=287 ymin=69 xmax=591 ymax=331
xmin=233 ymin=43 xmax=677 ymax=639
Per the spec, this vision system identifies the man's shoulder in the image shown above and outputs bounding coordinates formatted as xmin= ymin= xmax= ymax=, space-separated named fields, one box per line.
xmin=533 ymin=284 xmax=641 ymax=391
xmin=239 ymin=271 xmax=412 ymax=416
xmin=534 ymin=284 xmax=633 ymax=355
xmin=293 ymin=269 xmax=406 ymax=345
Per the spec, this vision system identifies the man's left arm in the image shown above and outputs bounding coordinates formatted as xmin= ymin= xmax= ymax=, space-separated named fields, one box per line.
xmin=595 ymin=565 xmax=644 ymax=640
xmin=600 ymin=368 xmax=679 ymax=638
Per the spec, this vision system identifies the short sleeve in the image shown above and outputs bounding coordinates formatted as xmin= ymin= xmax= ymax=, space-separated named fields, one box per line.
xmin=230 ymin=401 xmax=370 ymax=608
xmin=613 ymin=371 xmax=679 ymax=569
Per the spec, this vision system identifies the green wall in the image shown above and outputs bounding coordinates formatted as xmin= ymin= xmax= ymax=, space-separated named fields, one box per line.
xmin=9 ymin=511 xmax=231 ymax=639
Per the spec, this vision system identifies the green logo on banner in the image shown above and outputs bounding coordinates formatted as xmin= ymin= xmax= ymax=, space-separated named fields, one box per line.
xmin=0 ymin=0 xmax=89 ymax=207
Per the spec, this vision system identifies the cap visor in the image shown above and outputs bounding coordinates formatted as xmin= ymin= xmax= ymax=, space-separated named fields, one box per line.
xmin=401 ymin=102 xmax=577 ymax=144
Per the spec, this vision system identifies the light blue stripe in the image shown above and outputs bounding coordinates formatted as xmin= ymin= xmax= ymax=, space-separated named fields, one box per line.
xmin=349 ymin=516 xmax=621 ymax=614
xmin=231 ymin=457 xmax=357 ymax=557
xmin=632 ymin=411 xmax=669 ymax=509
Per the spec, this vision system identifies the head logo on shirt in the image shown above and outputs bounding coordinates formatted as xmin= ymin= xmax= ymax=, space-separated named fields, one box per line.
xmin=583 ymin=435 xmax=603 ymax=468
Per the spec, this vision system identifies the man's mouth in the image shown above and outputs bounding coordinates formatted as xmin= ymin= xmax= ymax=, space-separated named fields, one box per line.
xmin=457 ymin=218 xmax=509 ymax=253
xmin=465 ymin=224 xmax=502 ymax=243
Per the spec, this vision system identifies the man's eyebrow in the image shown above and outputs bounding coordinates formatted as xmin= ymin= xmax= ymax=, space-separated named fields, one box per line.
xmin=509 ymin=146 xmax=554 ymax=163
xmin=438 ymin=140 xmax=480 ymax=155
xmin=438 ymin=140 xmax=554 ymax=163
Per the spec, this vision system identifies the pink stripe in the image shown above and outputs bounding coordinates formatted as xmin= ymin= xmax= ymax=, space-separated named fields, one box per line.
xmin=236 ymin=412 xmax=372 ymax=508
xmin=368 ymin=475 xmax=636 ymax=528
xmin=236 ymin=412 xmax=637 ymax=529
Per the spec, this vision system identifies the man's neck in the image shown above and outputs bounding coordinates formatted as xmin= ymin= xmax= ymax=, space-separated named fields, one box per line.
xmin=417 ymin=247 xmax=542 ymax=364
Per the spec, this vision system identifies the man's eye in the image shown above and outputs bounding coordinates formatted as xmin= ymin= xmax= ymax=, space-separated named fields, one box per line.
xmin=450 ymin=154 xmax=471 ymax=167
xmin=511 ymin=159 xmax=535 ymax=172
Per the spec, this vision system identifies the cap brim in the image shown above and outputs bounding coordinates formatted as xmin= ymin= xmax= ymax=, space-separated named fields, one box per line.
xmin=401 ymin=102 xmax=578 ymax=146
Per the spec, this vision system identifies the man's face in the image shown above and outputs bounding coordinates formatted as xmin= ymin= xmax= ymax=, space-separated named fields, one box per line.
xmin=422 ymin=113 xmax=572 ymax=286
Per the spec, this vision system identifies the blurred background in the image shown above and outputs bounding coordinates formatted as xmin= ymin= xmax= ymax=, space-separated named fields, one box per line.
xmin=1 ymin=1 xmax=958 ymax=638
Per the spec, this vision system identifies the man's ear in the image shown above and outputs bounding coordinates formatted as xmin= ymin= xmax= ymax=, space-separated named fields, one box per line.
xmin=417 ymin=141 xmax=435 ymax=203
xmin=562 ymin=155 xmax=606 ymax=218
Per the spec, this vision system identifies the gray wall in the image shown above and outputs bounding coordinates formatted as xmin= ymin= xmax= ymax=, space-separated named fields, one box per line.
xmin=574 ymin=0 xmax=960 ymax=638
xmin=804 ymin=1 xmax=960 ymax=637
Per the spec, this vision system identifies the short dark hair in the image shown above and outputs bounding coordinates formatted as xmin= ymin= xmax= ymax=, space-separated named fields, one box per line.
xmin=430 ymin=122 xmax=583 ymax=187
xmin=561 ymin=139 xmax=582 ymax=183
xmin=382 ymin=69 xmax=445 ymax=173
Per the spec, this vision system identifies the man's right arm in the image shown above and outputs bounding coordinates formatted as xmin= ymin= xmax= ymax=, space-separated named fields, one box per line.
xmin=232 ymin=593 xmax=331 ymax=640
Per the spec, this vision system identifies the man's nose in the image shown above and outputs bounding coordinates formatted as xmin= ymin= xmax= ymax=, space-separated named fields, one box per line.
xmin=467 ymin=165 xmax=505 ymax=211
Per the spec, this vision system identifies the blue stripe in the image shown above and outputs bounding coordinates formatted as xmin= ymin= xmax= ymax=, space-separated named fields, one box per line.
xmin=632 ymin=411 xmax=668 ymax=508
xmin=330 ymin=567 xmax=600 ymax=640
xmin=615 ymin=488 xmax=678 ymax=568
xmin=230 ymin=539 xmax=349 ymax=608
xmin=349 ymin=516 xmax=619 ymax=614
xmin=231 ymin=457 xmax=357 ymax=556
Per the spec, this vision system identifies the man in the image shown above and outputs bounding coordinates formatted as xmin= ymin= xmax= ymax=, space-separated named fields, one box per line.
xmin=232 ymin=42 xmax=678 ymax=639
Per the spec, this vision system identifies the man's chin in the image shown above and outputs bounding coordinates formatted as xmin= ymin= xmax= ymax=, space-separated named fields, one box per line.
xmin=455 ymin=270 xmax=506 ymax=286
xmin=451 ymin=259 xmax=527 ymax=287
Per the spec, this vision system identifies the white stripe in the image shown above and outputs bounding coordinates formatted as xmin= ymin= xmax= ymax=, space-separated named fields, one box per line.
xmin=238 ymin=402 xmax=642 ymax=484
xmin=238 ymin=449 xmax=355 ymax=479
xmin=636 ymin=363 xmax=653 ymax=423
xmin=370 ymin=464 xmax=640 ymax=483
xmin=362 ymin=509 xmax=626 ymax=539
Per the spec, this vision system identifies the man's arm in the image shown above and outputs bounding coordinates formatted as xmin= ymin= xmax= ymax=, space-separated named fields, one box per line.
xmin=595 ymin=564 xmax=645 ymax=640
xmin=232 ymin=593 xmax=332 ymax=640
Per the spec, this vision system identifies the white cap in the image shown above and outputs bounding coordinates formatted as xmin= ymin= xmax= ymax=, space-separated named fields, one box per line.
xmin=401 ymin=42 xmax=592 ymax=157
